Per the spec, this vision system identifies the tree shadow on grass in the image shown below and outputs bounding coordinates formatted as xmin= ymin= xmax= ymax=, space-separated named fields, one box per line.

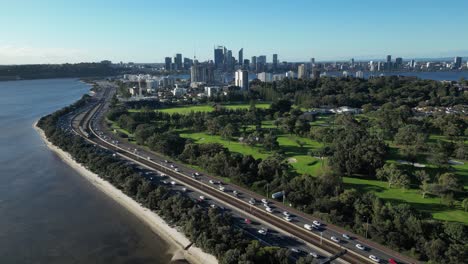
xmin=344 ymin=182 xmax=387 ymax=193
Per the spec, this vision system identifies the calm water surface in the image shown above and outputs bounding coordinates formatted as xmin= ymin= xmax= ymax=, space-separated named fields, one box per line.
xmin=0 ymin=79 xmax=172 ymax=264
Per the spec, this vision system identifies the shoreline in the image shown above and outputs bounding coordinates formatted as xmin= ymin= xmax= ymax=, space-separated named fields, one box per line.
xmin=33 ymin=121 xmax=218 ymax=264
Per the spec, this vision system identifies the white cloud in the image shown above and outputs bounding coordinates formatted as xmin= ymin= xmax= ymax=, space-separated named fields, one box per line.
xmin=0 ymin=45 xmax=91 ymax=64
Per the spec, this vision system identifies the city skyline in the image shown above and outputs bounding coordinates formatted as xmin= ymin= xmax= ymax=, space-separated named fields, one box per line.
xmin=1 ymin=0 xmax=468 ymax=64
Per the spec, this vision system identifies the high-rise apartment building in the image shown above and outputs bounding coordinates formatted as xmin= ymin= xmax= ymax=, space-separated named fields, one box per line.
xmin=238 ymin=48 xmax=243 ymax=66
xmin=272 ymin=54 xmax=278 ymax=71
xmin=298 ymin=64 xmax=307 ymax=79
xmin=235 ymin=69 xmax=249 ymax=90
xmin=214 ymin=46 xmax=224 ymax=69
xmin=174 ymin=53 xmax=182 ymax=70
xmin=454 ymin=56 xmax=462 ymax=68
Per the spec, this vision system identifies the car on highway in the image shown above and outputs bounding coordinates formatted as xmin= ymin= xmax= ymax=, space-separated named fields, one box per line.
xmin=304 ymin=224 xmax=313 ymax=231
xmin=283 ymin=211 xmax=290 ymax=217
xmin=342 ymin=233 xmax=351 ymax=240
xmin=199 ymin=195 xmax=205 ymax=200
xmin=284 ymin=216 xmax=292 ymax=222
xmin=330 ymin=236 xmax=340 ymax=243
xmin=244 ymin=218 xmax=251 ymax=224
xmin=261 ymin=198 xmax=268 ymax=204
xmin=266 ymin=207 xmax=273 ymax=213
xmin=356 ymin=244 xmax=366 ymax=250
xmin=194 ymin=172 xmax=201 ymax=176
xmin=290 ymin=248 xmax=300 ymax=253
xmin=147 ymin=156 xmax=151 ymax=160
xmin=170 ymin=164 xmax=175 ymax=168
xmin=174 ymin=168 xmax=179 ymax=172
xmin=170 ymin=181 xmax=176 ymax=185
xmin=248 ymin=198 xmax=256 ymax=205
xmin=258 ymin=228 xmax=268 ymax=235
xmin=219 ymin=186 xmax=225 ymax=192
xmin=369 ymin=255 xmax=380 ymax=263
xmin=182 ymin=187 xmax=187 ymax=192
xmin=209 ymin=180 xmax=215 ymax=184
xmin=388 ymin=259 xmax=397 ymax=264
xmin=232 ymin=190 xmax=238 ymax=196
xmin=309 ymin=252 xmax=319 ymax=258
xmin=162 ymin=180 xmax=168 ymax=185
xmin=210 ymin=204 xmax=216 ymax=209
xmin=164 ymin=160 xmax=168 ymax=163
xmin=313 ymin=220 xmax=321 ymax=226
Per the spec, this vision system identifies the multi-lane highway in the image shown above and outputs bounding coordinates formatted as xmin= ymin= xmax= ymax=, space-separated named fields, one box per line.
xmin=64 ymin=83 xmax=417 ymax=264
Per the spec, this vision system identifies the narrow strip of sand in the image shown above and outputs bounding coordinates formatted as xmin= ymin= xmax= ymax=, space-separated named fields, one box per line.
xmin=34 ymin=121 xmax=218 ymax=264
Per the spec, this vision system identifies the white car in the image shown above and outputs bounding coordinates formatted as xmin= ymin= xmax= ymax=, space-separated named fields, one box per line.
xmin=147 ymin=156 xmax=151 ymax=160
xmin=291 ymin=248 xmax=300 ymax=253
xmin=261 ymin=198 xmax=268 ymax=204
xmin=210 ymin=204 xmax=216 ymax=208
xmin=304 ymin=224 xmax=313 ymax=231
xmin=258 ymin=228 xmax=267 ymax=235
xmin=284 ymin=216 xmax=292 ymax=222
xmin=209 ymin=180 xmax=215 ymax=184
xmin=313 ymin=220 xmax=321 ymax=226
xmin=262 ymin=203 xmax=269 ymax=208
xmin=194 ymin=172 xmax=200 ymax=176
xmin=174 ymin=168 xmax=179 ymax=172
xmin=342 ymin=233 xmax=351 ymax=240
xmin=170 ymin=164 xmax=175 ymax=168
xmin=170 ymin=181 xmax=176 ymax=185
xmin=233 ymin=190 xmax=238 ymax=196
xmin=330 ymin=236 xmax=340 ymax=243
xmin=199 ymin=195 xmax=205 ymax=200
xmin=182 ymin=187 xmax=187 ymax=192
xmin=249 ymin=199 xmax=256 ymax=205
xmin=355 ymin=244 xmax=366 ymax=250
xmin=309 ymin=252 xmax=318 ymax=258
xmin=283 ymin=211 xmax=290 ymax=217
xmin=369 ymin=255 xmax=380 ymax=263
xmin=266 ymin=207 xmax=273 ymax=213
xmin=219 ymin=186 xmax=225 ymax=192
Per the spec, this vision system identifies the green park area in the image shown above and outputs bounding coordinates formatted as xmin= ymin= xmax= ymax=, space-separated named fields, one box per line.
xmin=112 ymin=103 xmax=468 ymax=223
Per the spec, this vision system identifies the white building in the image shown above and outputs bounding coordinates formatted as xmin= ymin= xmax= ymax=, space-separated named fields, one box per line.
xmin=257 ymin=72 xmax=273 ymax=82
xmin=235 ymin=69 xmax=249 ymax=90
xmin=204 ymin=86 xmax=221 ymax=97
xmin=172 ymin=87 xmax=187 ymax=97
xmin=146 ymin=79 xmax=159 ymax=93
xmin=355 ymin=71 xmax=364 ymax=78
xmin=286 ymin=71 xmax=295 ymax=78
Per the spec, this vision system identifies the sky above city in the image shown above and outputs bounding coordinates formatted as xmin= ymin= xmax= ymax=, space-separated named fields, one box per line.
xmin=1 ymin=0 xmax=468 ymax=64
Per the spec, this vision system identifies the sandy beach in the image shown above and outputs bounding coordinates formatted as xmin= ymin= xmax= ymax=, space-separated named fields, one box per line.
xmin=34 ymin=121 xmax=218 ymax=264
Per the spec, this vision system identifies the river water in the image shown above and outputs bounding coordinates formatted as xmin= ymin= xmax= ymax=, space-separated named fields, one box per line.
xmin=0 ymin=79 xmax=172 ymax=264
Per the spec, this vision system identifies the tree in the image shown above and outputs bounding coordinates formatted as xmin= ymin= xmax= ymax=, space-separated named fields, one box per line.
xmin=221 ymin=123 xmax=237 ymax=139
xmin=263 ymin=132 xmax=279 ymax=151
xmin=438 ymin=173 xmax=463 ymax=192
xmin=376 ymin=163 xmax=410 ymax=188
xmin=462 ymin=198 xmax=468 ymax=212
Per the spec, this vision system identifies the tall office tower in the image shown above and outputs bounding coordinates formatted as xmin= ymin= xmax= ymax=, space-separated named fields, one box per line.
xmin=257 ymin=55 xmax=267 ymax=72
xmin=386 ymin=55 xmax=392 ymax=71
xmin=273 ymin=54 xmax=278 ymax=71
xmin=238 ymin=48 xmax=243 ymax=66
xmin=377 ymin=61 xmax=382 ymax=71
xmin=214 ymin=46 xmax=225 ymax=70
xmin=369 ymin=61 xmax=375 ymax=71
xmin=297 ymin=64 xmax=307 ymax=79
xmin=173 ymin=53 xmax=182 ymax=70
xmin=350 ymin=58 xmax=355 ymax=67
xmin=165 ymin=57 xmax=172 ymax=71
xmin=226 ymin=50 xmax=234 ymax=71
xmin=235 ymin=69 xmax=249 ymax=90
xmin=395 ymin=57 xmax=403 ymax=70
xmin=454 ymin=56 xmax=462 ymax=68
xmin=183 ymin=57 xmax=193 ymax=70
xmin=243 ymin=59 xmax=250 ymax=70
xmin=410 ymin=60 xmax=416 ymax=68
xmin=311 ymin=58 xmax=315 ymax=64
xmin=251 ymin=56 xmax=257 ymax=72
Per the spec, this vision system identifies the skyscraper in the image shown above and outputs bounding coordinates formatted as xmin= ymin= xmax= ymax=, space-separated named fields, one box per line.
xmin=251 ymin=56 xmax=257 ymax=72
xmin=298 ymin=64 xmax=307 ymax=79
xmin=257 ymin=55 xmax=267 ymax=72
xmin=174 ymin=53 xmax=182 ymax=70
xmin=395 ymin=57 xmax=403 ymax=69
xmin=235 ymin=69 xmax=249 ymax=90
xmin=214 ymin=46 xmax=224 ymax=70
xmin=226 ymin=50 xmax=234 ymax=71
xmin=273 ymin=54 xmax=278 ymax=72
xmin=454 ymin=56 xmax=462 ymax=68
xmin=238 ymin=48 xmax=243 ymax=67
xmin=165 ymin=57 xmax=172 ymax=71
xmin=386 ymin=55 xmax=392 ymax=71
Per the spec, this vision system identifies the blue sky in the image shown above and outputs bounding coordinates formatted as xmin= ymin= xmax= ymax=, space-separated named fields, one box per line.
xmin=1 ymin=0 xmax=467 ymax=64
